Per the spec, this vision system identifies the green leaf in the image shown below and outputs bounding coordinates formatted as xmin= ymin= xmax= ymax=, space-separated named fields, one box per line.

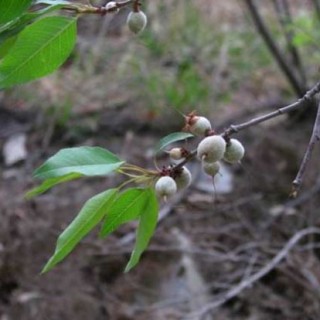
xmin=0 ymin=36 xmax=17 ymax=59
xmin=0 ymin=16 xmax=77 ymax=88
xmin=42 ymin=188 xmax=118 ymax=273
xmin=33 ymin=146 xmax=124 ymax=180
xmin=100 ymin=188 xmax=152 ymax=238
xmin=0 ymin=4 xmax=68 ymax=44
xmin=154 ymin=132 xmax=194 ymax=154
xmin=0 ymin=0 xmax=32 ymax=26
xmin=124 ymin=189 xmax=159 ymax=272
xmin=25 ymin=173 xmax=82 ymax=199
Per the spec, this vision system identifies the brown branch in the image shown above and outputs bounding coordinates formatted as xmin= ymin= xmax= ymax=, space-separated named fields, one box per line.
xmin=132 ymin=0 xmax=141 ymax=12
xmin=291 ymin=100 xmax=320 ymax=197
xmin=243 ymin=0 xmax=305 ymax=97
xmin=189 ymin=227 xmax=320 ymax=318
xmin=223 ymin=81 xmax=320 ymax=136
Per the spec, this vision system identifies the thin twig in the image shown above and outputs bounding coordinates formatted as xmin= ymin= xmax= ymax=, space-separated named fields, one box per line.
xmin=285 ymin=174 xmax=320 ymax=207
xmin=292 ymin=100 xmax=320 ymax=196
xmin=188 ymin=227 xmax=320 ymax=319
xmin=42 ymin=0 xmax=135 ymax=15
xmin=224 ymin=81 xmax=320 ymax=135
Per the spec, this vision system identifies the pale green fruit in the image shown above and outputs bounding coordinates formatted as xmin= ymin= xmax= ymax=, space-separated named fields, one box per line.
xmin=155 ymin=176 xmax=177 ymax=199
xmin=197 ymin=135 xmax=226 ymax=163
xmin=189 ymin=116 xmax=212 ymax=136
xmin=202 ymin=161 xmax=220 ymax=177
xmin=127 ymin=11 xmax=147 ymax=34
xmin=224 ymin=139 xmax=245 ymax=163
xmin=175 ymin=166 xmax=192 ymax=189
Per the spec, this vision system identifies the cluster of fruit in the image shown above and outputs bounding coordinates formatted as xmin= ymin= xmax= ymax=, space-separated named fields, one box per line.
xmin=105 ymin=1 xmax=148 ymax=34
xmin=155 ymin=114 xmax=245 ymax=200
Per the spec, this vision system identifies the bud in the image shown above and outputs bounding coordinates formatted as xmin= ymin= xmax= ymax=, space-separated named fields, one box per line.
xmin=224 ymin=139 xmax=245 ymax=163
xmin=197 ymin=135 xmax=226 ymax=163
xmin=105 ymin=1 xmax=119 ymax=12
xmin=127 ymin=10 xmax=147 ymax=34
xmin=202 ymin=161 xmax=220 ymax=177
xmin=155 ymin=176 xmax=177 ymax=200
xmin=169 ymin=148 xmax=184 ymax=161
xmin=188 ymin=116 xmax=212 ymax=136
xmin=175 ymin=166 xmax=192 ymax=189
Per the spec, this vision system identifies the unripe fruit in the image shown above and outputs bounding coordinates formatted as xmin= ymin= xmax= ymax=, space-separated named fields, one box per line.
xmin=189 ymin=116 xmax=212 ymax=136
xmin=155 ymin=176 xmax=177 ymax=200
xmin=224 ymin=139 xmax=245 ymax=163
xmin=169 ymin=148 xmax=184 ymax=161
xmin=202 ymin=161 xmax=220 ymax=177
xmin=175 ymin=166 xmax=192 ymax=189
xmin=197 ymin=135 xmax=226 ymax=163
xmin=127 ymin=10 xmax=147 ymax=34
xmin=105 ymin=1 xmax=118 ymax=12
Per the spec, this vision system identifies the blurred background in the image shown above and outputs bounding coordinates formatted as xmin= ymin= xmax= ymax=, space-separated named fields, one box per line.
xmin=1 ymin=0 xmax=320 ymax=319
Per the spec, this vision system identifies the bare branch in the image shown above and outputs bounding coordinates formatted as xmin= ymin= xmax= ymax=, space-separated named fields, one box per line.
xmin=189 ymin=227 xmax=320 ymax=319
xmin=292 ymin=100 xmax=320 ymax=196
xmin=223 ymin=81 xmax=320 ymax=135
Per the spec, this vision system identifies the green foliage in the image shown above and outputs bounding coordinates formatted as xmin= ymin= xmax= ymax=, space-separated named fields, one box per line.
xmin=0 ymin=0 xmax=32 ymax=26
xmin=33 ymin=146 xmax=124 ymax=179
xmin=0 ymin=1 xmax=77 ymax=87
xmin=0 ymin=36 xmax=17 ymax=59
xmin=28 ymin=145 xmax=161 ymax=273
xmin=154 ymin=132 xmax=194 ymax=154
xmin=100 ymin=188 xmax=152 ymax=237
xmin=40 ymin=185 xmax=158 ymax=273
xmin=42 ymin=188 xmax=118 ymax=273
xmin=125 ymin=188 xmax=158 ymax=272
xmin=0 ymin=16 xmax=77 ymax=88
xmin=25 ymin=173 xmax=82 ymax=199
